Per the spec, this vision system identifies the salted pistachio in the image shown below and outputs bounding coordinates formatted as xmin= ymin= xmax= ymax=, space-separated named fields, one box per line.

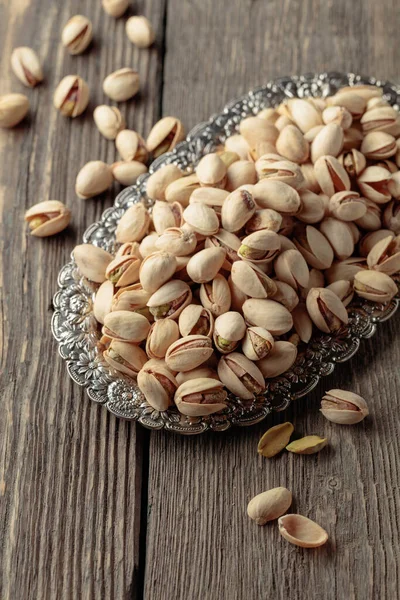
xmin=231 ymin=261 xmax=277 ymax=299
xmin=138 ymin=251 xmax=176 ymax=292
xmin=304 ymin=125 xmax=324 ymax=143
xmin=220 ymin=188 xmax=256 ymax=232
xmin=291 ymin=303 xmax=313 ymax=342
xmin=105 ymin=254 xmax=141 ymax=287
xmin=204 ymin=229 xmax=240 ymax=270
xmin=243 ymin=298 xmax=293 ymax=335
xmin=238 ymin=230 xmax=281 ymax=264
xmin=145 ymin=164 xmax=182 ymax=201
xmin=278 ymin=514 xmax=328 ymax=548
xmin=93 ymin=280 xmax=114 ymax=325
xmin=286 ymin=435 xmax=327 ymax=455
xmin=293 ymin=224 xmax=334 ymax=270
xmin=103 ymin=341 xmax=147 ymax=379
xmin=200 ymin=274 xmax=231 ymax=316
xmin=189 ymin=187 xmax=228 ymax=214
xmin=359 ymin=229 xmax=395 ymax=257
xmin=114 ymin=203 xmax=150 ymax=244
xmin=165 ymin=174 xmax=200 ymax=206
xmin=327 ymin=91 xmax=366 ymax=118
xmin=338 ymin=84 xmax=383 ymax=101
xmin=322 ymin=105 xmax=352 ymax=129
xmin=75 ymin=161 xmax=113 ymax=199
xmin=321 ymin=389 xmax=369 ymax=424
xmin=152 ymin=200 xmax=182 ymax=234
xmin=103 ymin=310 xmax=150 ymax=343
xmin=257 ymin=341 xmax=297 ymax=378
xmin=310 ymin=123 xmax=344 ymax=163
xmin=174 ymin=378 xmax=227 ymax=416
xmin=25 ymin=200 xmax=71 ymax=237
xmin=367 ymin=96 xmax=390 ymax=109
xmin=272 ymin=280 xmax=299 ymax=312
xmin=62 ymin=15 xmax=92 ymax=54
xmin=11 ymin=47 xmax=43 ymax=87
xmin=274 ymin=115 xmax=293 ymax=131
xmin=306 ymin=287 xmax=349 ymax=333
xmin=176 ymin=367 xmax=219 ymax=385
xmin=320 ymin=218 xmax=354 ymax=260
xmin=126 ymin=15 xmax=154 ymax=48
xmin=245 ymin=208 xmax=282 ymax=235
xmin=360 ymin=106 xmax=398 ymax=133
xmin=116 ymin=129 xmax=149 ymax=163
xmin=338 ymin=148 xmax=366 ymax=177
xmin=247 ymin=488 xmax=292 ymax=525
xmin=111 ymin=161 xmax=148 ymax=186
xmin=367 ymin=235 xmax=400 ymax=275
xmin=257 ymin=423 xmax=294 ymax=458
xmin=0 ymin=93 xmax=29 ymax=128
xmin=224 ymin=160 xmax=256 ymax=191
xmin=139 ymin=232 xmax=159 ymax=257
xmin=224 ymin=134 xmax=251 ymax=160
xmin=383 ymin=201 xmax=400 ymax=234
xmin=156 ymin=226 xmax=197 ymax=256
xmin=195 ymin=153 xmax=227 ymax=188
xmin=186 ymin=247 xmax=226 ymax=283
xmin=165 ymin=335 xmax=213 ymax=372
xmin=103 ymin=68 xmax=140 ymax=102
xmin=218 ymin=352 xmax=265 ymax=400
xmin=360 ymin=131 xmax=396 ymax=160
xmin=102 ymin=0 xmax=129 ymax=17
xmin=213 ymin=312 xmax=246 ymax=354
xmin=178 ymin=304 xmax=214 ymax=338
xmin=300 ymin=162 xmax=320 ymax=193
xmin=255 ymin=158 xmax=304 ymax=189
xmin=73 ymin=243 xmax=113 ymax=283
xmin=242 ymin=326 xmax=274 ymax=361
xmin=93 ymin=105 xmax=125 ymax=140
xmin=183 ymin=203 xmax=219 ymax=236
xmin=354 ymin=270 xmax=397 ymax=303
xmin=275 ymin=125 xmax=309 ymax=164
xmin=297 ymin=190 xmax=325 ymax=224
xmin=354 ymin=198 xmax=382 ymax=231
xmin=253 ymin=180 xmax=301 ymax=215
xmin=325 ymin=257 xmax=367 ymax=284
xmin=53 ymin=75 xmax=89 ymax=117
xmin=239 ymin=116 xmax=279 ymax=150
xmin=112 ymin=282 xmax=151 ymax=312
xmin=147 ymin=279 xmax=192 ymax=320
xmin=137 ymin=362 xmax=177 ymax=411
xmin=274 ymin=249 xmax=310 ymax=291
xmin=329 ymin=190 xmax=366 ymax=222
xmin=326 ymin=280 xmax=354 ymax=307
xmin=286 ymin=98 xmax=323 ymax=133
xmin=314 ymin=155 xmax=351 ymax=196
xmin=147 ymin=116 xmax=184 ymax=158
xmin=299 ymin=267 xmax=325 ymax=301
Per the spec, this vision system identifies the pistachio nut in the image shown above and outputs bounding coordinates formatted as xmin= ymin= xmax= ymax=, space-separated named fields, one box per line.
xmin=278 ymin=514 xmax=328 ymax=548
xmin=111 ymin=161 xmax=147 ymax=186
xmin=204 ymin=229 xmax=241 ymax=270
xmin=200 ymin=274 xmax=231 ymax=316
xmin=256 ymin=341 xmax=297 ymax=378
xmin=155 ymin=226 xmax=197 ymax=257
xmin=319 ymin=218 xmax=354 ymax=260
xmin=272 ymin=280 xmax=299 ymax=312
xmin=326 ymin=279 xmax=354 ymax=307
xmin=383 ymin=201 xmax=400 ymax=234
xmin=321 ymin=389 xmax=369 ymax=424
xmin=183 ymin=203 xmax=219 ymax=236
xmin=306 ymin=287 xmax=349 ymax=332
xmin=286 ymin=435 xmax=327 ymax=455
xmin=93 ymin=280 xmax=114 ymax=325
xmin=189 ymin=187 xmax=228 ymax=214
xmin=243 ymin=298 xmax=293 ymax=335
xmin=178 ymin=304 xmax=214 ymax=338
xmin=106 ymin=254 xmax=141 ymax=287
xmin=367 ymin=235 xmax=400 ymax=275
xmin=103 ymin=68 xmax=140 ymax=102
xmin=360 ymin=106 xmax=398 ymax=133
xmin=388 ymin=171 xmax=400 ymax=200
xmin=10 ymin=47 xmax=43 ymax=87
xmin=103 ymin=341 xmax=147 ymax=378
xmin=146 ymin=116 xmax=184 ymax=157
xmin=242 ymin=326 xmax=274 ymax=361
xmin=25 ymin=200 xmax=71 ymax=237
xmin=224 ymin=134 xmax=251 ymax=160
xmin=228 ymin=276 xmax=248 ymax=312
xmin=274 ymin=249 xmax=309 ymax=291
xmin=225 ymin=160 xmax=257 ymax=191
xmin=338 ymin=148 xmax=367 ymax=177
xmin=216 ymin=149 xmax=240 ymax=168
xmin=299 ymin=267 xmax=325 ymax=300
xmin=310 ymin=123 xmax=344 ymax=163
xmin=238 ymin=230 xmax=281 ymax=264
xmin=258 ymin=107 xmax=279 ymax=123
xmin=327 ymin=91 xmax=366 ymax=118
xmin=359 ymin=229 xmax=395 ymax=257
xmin=115 ymin=203 xmax=150 ymax=243
xmin=116 ymin=129 xmax=149 ymax=163
xmin=247 ymin=488 xmax=292 ymax=525
xmin=221 ymin=188 xmax=256 ymax=232
xmin=257 ymin=422 xmax=294 ymax=458
xmin=176 ymin=367 xmax=219 ymax=385
xmin=165 ymin=173 xmax=200 ymax=206
xmin=325 ymin=257 xmax=367 ymax=284
xmin=275 ymin=125 xmax=309 ymax=164
xmin=338 ymin=84 xmax=383 ymax=101
xmin=297 ymin=190 xmax=325 ymax=224
xmin=293 ymin=225 xmax=334 ymax=270
xmin=231 ymin=261 xmax=277 ymax=299
xmin=147 ymin=279 xmax=192 ymax=320
xmin=342 ymin=126 xmax=364 ymax=150
xmin=314 ymin=155 xmax=351 ymax=196
xmin=255 ymin=158 xmax=305 ymax=190
xmin=354 ymin=198 xmax=382 ymax=231
xmin=213 ymin=312 xmax=246 ymax=354
xmin=137 ymin=362 xmax=177 ymax=411
xmin=245 ymin=208 xmax=282 ymax=234
xmin=73 ymin=243 xmax=113 ymax=283
xmin=93 ymin=105 xmax=125 ymax=140
xmin=165 ymin=335 xmax=213 ymax=372
xmin=0 ymin=93 xmax=29 ymax=128
xmin=146 ymin=164 xmax=183 ymax=201
xmin=126 ymin=16 xmax=155 ymax=48
xmin=103 ymin=310 xmax=150 ymax=343
xmin=361 ymin=131 xmax=396 ymax=160
xmin=62 ymin=15 xmax=93 ymax=55
xmin=253 ymin=180 xmax=301 ymax=215
xmin=353 ymin=269 xmax=397 ymax=303
xmin=291 ymin=303 xmax=313 ymax=342
xmin=139 ymin=232 xmax=159 ymax=257
xmin=286 ymin=98 xmax=323 ymax=133
xmin=328 ymin=190 xmax=366 ymax=222
xmin=195 ymin=153 xmax=227 ymax=188
xmin=102 ymin=0 xmax=129 ymax=17
xmin=75 ymin=161 xmax=113 ymax=199
xmin=239 ymin=116 xmax=279 ymax=149
xmin=304 ymin=125 xmax=324 ymax=143
xmin=322 ymin=105 xmax=353 ymax=129
xmin=174 ymin=378 xmax=227 ymax=416
xmin=218 ymin=352 xmax=265 ymax=400
xmin=112 ymin=282 xmax=151 ymax=312
xmin=152 ymin=201 xmax=182 ymax=234
xmin=300 ymin=162 xmax=321 ymax=193
xmin=53 ymin=75 xmax=89 ymax=117
xmin=367 ymin=96 xmax=390 ymax=109
xmin=186 ymin=247 xmax=226 ymax=283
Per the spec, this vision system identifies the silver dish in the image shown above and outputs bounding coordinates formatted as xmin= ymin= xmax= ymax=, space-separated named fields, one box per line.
xmin=52 ymin=71 xmax=400 ymax=434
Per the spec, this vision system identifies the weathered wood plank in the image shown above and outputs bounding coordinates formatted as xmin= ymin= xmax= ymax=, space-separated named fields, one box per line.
xmin=144 ymin=1 xmax=400 ymax=598
xmin=0 ymin=0 xmax=164 ymax=598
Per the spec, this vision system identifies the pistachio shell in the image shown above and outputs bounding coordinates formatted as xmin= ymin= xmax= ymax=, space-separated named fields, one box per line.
xmin=103 ymin=310 xmax=150 ymax=342
xmin=326 ymin=280 xmax=354 ymax=307
xmin=242 ymin=326 xmax=274 ymax=361
xmin=329 ymin=191 xmax=367 ymax=222
xmin=155 ymin=226 xmax=197 ymax=256
xmin=238 ymin=230 xmax=281 ymax=264
xmin=200 ymin=274 xmax=231 ymax=316
xmin=353 ymin=270 xmax=397 ymax=303
xmin=0 ymin=93 xmax=29 ymax=128
xmin=139 ymin=251 xmax=177 ymax=292
xmin=322 ymin=105 xmax=353 ymax=129
xmin=111 ymin=282 xmax=151 ymax=312
xmin=125 ymin=16 xmax=155 ymax=48
xmin=116 ymin=129 xmax=149 ymax=163
xmin=327 ymin=91 xmax=366 ymax=118
xmin=176 ymin=367 xmax=219 ymax=385
xmin=62 ymin=15 xmax=93 ymax=55
xmin=178 ymin=304 xmax=214 ymax=338
xmin=24 ymin=200 xmax=71 ymax=237
xmin=276 ymin=125 xmax=309 ymax=163
xmin=257 ymin=341 xmax=297 ymax=378
xmin=286 ymin=435 xmax=327 ymax=454
xmin=291 ymin=304 xmax=313 ymax=342
xmin=183 ymin=203 xmax=219 ymax=236
xmin=278 ymin=514 xmax=328 ymax=548
xmin=186 ymin=247 xmax=226 ymax=283
xmin=146 ymin=117 xmax=184 ymax=157
xmin=165 ymin=174 xmax=200 ymax=206
xmin=102 ymin=0 xmax=129 ymax=17
xmin=189 ymin=187 xmax=229 ymax=213
xmin=93 ymin=280 xmax=114 ymax=324
xmin=253 ymin=180 xmax=301 ymax=214
xmin=139 ymin=232 xmax=159 ymax=257
xmin=105 ymin=254 xmax=141 ymax=287
xmin=218 ymin=352 xmax=265 ymax=400
xmin=274 ymin=249 xmax=310 ymax=291
xmin=196 ymin=153 xmax=227 ymax=187
xmin=231 ymin=261 xmax=277 ymax=299
xmin=321 ymin=389 xmax=369 ymax=424
xmin=357 ymin=166 xmax=391 ymax=204
xmin=320 ymin=218 xmax=355 ymax=260
xmin=239 ymin=116 xmax=279 ymax=147
xmin=111 ymin=161 xmax=147 ymax=185
xmin=53 ymin=75 xmax=89 ymax=117
xmin=314 ymin=155 xmax=351 ymax=196
xmin=243 ymin=299 xmax=293 ymax=335
xmin=224 ymin=134 xmax=251 ymax=160
xmin=213 ymin=311 xmax=246 ymax=353
xmin=293 ymin=225 xmax=334 ymax=270
xmin=94 ymin=105 xmax=125 ymax=140
xmin=103 ymin=68 xmax=140 ymax=102
xmin=247 ymin=488 xmax=292 ymax=525
xmin=226 ymin=160 xmax=257 ymax=191
xmin=147 ymin=279 xmax=192 ymax=320
xmin=367 ymin=235 xmax=400 ymax=275
xmin=73 ymin=243 xmax=113 ymax=283
xmin=103 ymin=341 xmax=147 ymax=378
xmin=75 ymin=161 xmax=113 ymax=199
xmin=115 ymin=203 xmax=150 ymax=243
xmin=11 ymin=47 xmax=43 ymax=86
xmin=257 ymin=423 xmax=294 ymax=458
xmin=325 ymin=258 xmax=367 ymax=284
xmin=245 ymin=209 xmax=283 ymax=234
xmin=310 ymin=123 xmax=344 ymax=162
xmin=359 ymin=229 xmax=395 ymax=257
xmin=221 ymin=189 xmax=256 ymax=232
xmin=272 ymin=280 xmax=299 ymax=312
xmin=174 ymin=378 xmax=227 ymax=416
xmin=287 ymin=98 xmax=323 ymax=133
xmin=306 ymin=287 xmax=349 ymax=333
xmin=165 ymin=335 xmax=214 ymax=372
xmin=137 ymin=363 xmax=177 ymax=411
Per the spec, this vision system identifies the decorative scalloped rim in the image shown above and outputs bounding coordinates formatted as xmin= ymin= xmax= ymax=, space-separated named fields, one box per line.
xmin=52 ymin=71 xmax=399 ymax=434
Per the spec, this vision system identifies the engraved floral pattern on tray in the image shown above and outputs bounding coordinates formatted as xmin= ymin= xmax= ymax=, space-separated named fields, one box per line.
xmin=52 ymin=72 xmax=400 ymax=435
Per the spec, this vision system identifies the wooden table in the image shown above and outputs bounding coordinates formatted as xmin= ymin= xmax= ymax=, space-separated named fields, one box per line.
xmin=1 ymin=0 xmax=400 ymax=598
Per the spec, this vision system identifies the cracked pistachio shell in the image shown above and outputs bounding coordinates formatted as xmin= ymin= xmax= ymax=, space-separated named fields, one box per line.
xmin=115 ymin=203 xmax=150 ymax=243
xmin=103 ymin=68 xmax=140 ymax=102
xmin=353 ymin=270 xmax=397 ymax=303
xmin=213 ymin=311 xmax=246 ymax=353
xmin=147 ymin=279 xmax=192 ymax=320
xmin=329 ymin=190 xmax=366 ymax=222
xmin=205 ymin=229 xmax=241 ymax=271
xmin=247 ymin=487 xmax=292 ymax=525
xmin=224 ymin=134 xmax=251 ymax=160
xmin=103 ymin=341 xmax=147 ymax=378
xmin=300 ymin=267 xmax=325 ymax=300
xmin=320 ymin=218 xmax=354 ymax=260
xmin=338 ymin=148 xmax=367 ymax=177
xmin=126 ymin=16 xmax=155 ymax=48
xmin=139 ymin=232 xmax=159 ymax=257
xmin=147 ymin=116 xmax=184 ymax=157
xmin=286 ymin=435 xmax=327 ymax=455
xmin=221 ymin=189 xmax=256 ymax=232
xmin=93 ymin=280 xmax=114 ymax=325
xmin=189 ymin=187 xmax=229 ymax=213
xmin=226 ymin=160 xmax=257 ymax=191
xmin=242 ymin=326 xmax=274 ymax=361
xmin=322 ymin=105 xmax=353 ymax=129
xmin=239 ymin=116 xmax=279 ymax=149
xmin=306 ymin=287 xmax=349 ymax=333
xmin=152 ymin=200 xmax=183 ymax=234
xmin=297 ymin=190 xmax=325 ymax=224
xmin=257 ymin=423 xmax=294 ymax=458
xmin=155 ymin=226 xmax=197 ymax=256
xmin=326 ymin=280 xmax=354 ymax=307
xmin=255 ymin=158 xmax=305 ymax=189
xmin=165 ymin=174 xmax=200 ymax=206
xmin=245 ymin=208 xmax=282 ymax=234
xmin=139 ymin=251 xmax=177 ymax=292
xmin=146 ymin=164 xmax=182 ymax=200
xmin=238 ymin=230 xmax=281 ymax=264
xmin=272 ymin=280 xmax=299 ymax=312
xmin=183 ymin=203 xmax=219 ymax=236
xmin=293 ymin=225 xmax=334 ymax=270
xmin=200 ymin=274 xmax=231 ymax=317
xmin=367 ymin=235 xmax=400 ymax=275
xmin=75 ymin=161 xmax=113 ymax=199
xmin=62 ymin=15 xmax=93 ymax=55
xmin=0 ymin=93 xmax=29 ymax=128
xmin=274 ymin=249 xmax=310 ymax=291
xmin=102 ymin=0 xmax=129 ymax=17
xmin=276 ymin=125 xmax=309 ymax=164
xmin=314 ymin=155 xmax=351 ymax=196
xmin=54 ymin=75 xmax=89 ymax=117
xmin=357 ymin=166 xmax=391 ymax=204
xmin=73 ymin=244 xmax=113 ymax=283
xmin=243 ymin=299 xmax=293 ymax=335
xmin=327 ymin=91 xmax=366 ymax=118
xmin=116 ymin=129 xmax=149 ymax=163
xmin=354 ymin=198 xmax=382 ymax=231
xmin=325 ymin=258 xmax=367 ymax=284
xmin=196 ymin=153 xmax=227 ymax=187
xmin=278 ymin=514 xmax=328 ymax=548
xmin=310 ymin=123 xmax=344 ymax=163
xmin=231 ymin=261 xmax=277 ymax=299
xmin=360 ymin=106 xmax=398 ymax=133
xmin=359 ymin=229 xmax=395 ymax=257
xmin=106 ymin=254 xmax=141 ymax=287
xmin=178 ymin=304 xmax=214 ymax=337
xmin=383 ymin=201 xmax=400 ymax=234
xmin=165 ymin=335 xmax=213 ymax=372
xmin=11 ymin=47 xmax=43 ymax=87
xmin=111 ymin=161 xmax=147 ymax=186
xmin=94 ymin=105 xmax=125 ymax=140
xmin=103 ymin=310 xmax=150 ymax=342
xmin=112 ymin=282 xmax=151 ymax=312
xmin=253 ymin=180 xmax=301 ymax=215
xmin=321 ymin=389 xmax=369 ymax=424
xmin=186 ymin=247 xmax=226 ymax=283
xmin=286 ymin=98 xmax=323 ymax=133
xmin=174 ymin=378 xmax=227 ymax=417
xmin=361 ymin=131 xmax=396 ymax=160
xmin=218 ymin=352 xmax=265 ymax=400
xmin=388 ymin=171 xmax=400 ymax=200
xmin=25 ymin=200 xmax=71 ymax=237
xmin=291 ymin=303 xmax=313 ymax=342
xmin=137 ymin=363 xmax=177 ymax=411
xmin=228 ymin=276 xmax=248 ymax=312
xmin=257 ymin=341 xmax=297 ymax=378
xmin=176 ymin=367 xmax=218 ymax=385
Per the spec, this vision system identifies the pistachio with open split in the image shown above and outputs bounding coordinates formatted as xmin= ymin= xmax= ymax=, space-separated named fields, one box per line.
xmin=245 ymin=208 xmax=283 ymax=234
xmin=111 ymin=282 xmax=151 ymax=313
xmin=355 ymin=198 xmax=382 ymax=231
xmin=139 ymin=251 xmax=177 ymax=292
xmin=314 ymin=155 xmax=351 ymax=196
xmin=145 ymin=319 xmax=180 ymax=359
xmin=360 ymin=106 xmax=398 ymax=133
xmin=155 ymin=226 xmax=197 ymax=256
xmin=322 ymin=105 xmax=353 ymax=129
xmin=147 ymin=279 xmax=192 ymax=320
xmin=247 ymin=488 xmax=292 ymax=525
xmin=25 ymin=200 xmax=71 ymax=237
xmin=278 ymin=514 xmax=328 ymax=548
xmin=204 ymin=229 xmax=241 ymax=270
xmin=367 ymin=235 xmax=400 ymax=275
xmin=200 ymin=274 xmax=231 ymax=317
xmin=293 ymin=225 xmax=334 ymax=270
xmin=255 ymin=158 xmax=305 ymax=189
xmin=103 ymin=310 xmax=150 ymax=342
xmin=257 ymin=341 xmax=297 ymax=378
xmin=242 ymin=299 xmax=293 ymax=335
xmin=93 ymin=105 xmax=125 ymax=140
xmin=147 ymin=117 xmax=184 ymax=157
xmin=353 ymin=270 xmax=397 ymax=303
xmin=272 ymin=281 xmax=299 ymax=312
xmin=329 ymin=190 xmax=367 ymax=222
xmin=178 ymin=304 xmax=214 ymax=337
xmin=338 ymin=148 xmax=367 ymax=177
xmin=116 ymin=130 xmax=149 ymax=163
xmin=274 ymin=249 xmax=310 ymax=291
xmin=242 ymin=326 xmax=274 ymax=361
xmin=137 ymin=362 xmax=177 ymax=411
xmin=11 ymin=47 xmax=43 ymax=87
xmin=165 ymin=174 xmax=200 ymax=206
xmin=218 ymin=352 xmax=265 ymax=400
xmin=73 ymin=244 xmax=113 ymax=283
xmin=231 ymin=261 xmax=277 ymax=299
xmin=361 ymin=131 xmax=397 ymax=159
xmin=306 ymin=287 xmax=349 ymax=333
xmin=253 ymin=180 xmax=301 ymax=215
xmin=238 ymin=230 xmax=281 ymax=264
xmin=115 ymin=203 xmax=150 ymax=243
xmin=357 ymin=166 xmax=391 ymax=204
xmin=106 ymin=254 xmax=141 ymax=287
xmin=320 ymin=389 xmax=369 ymax=424
xmin=174 ymin=378 xmax=227 ymax=416
xmin=54 ymin=75 xmax=89 ymax=117
xmin=213 ymin=312 xmax=246 ymax=354
xmin=103 ymin=68 xmax=140 ymax=102
xmin=103 ymin=341 xmax=147 ymax=378
xmin=221 ymin=188 xmax=256 ymax=232
xmin=359 ymin=229 xmax=395 ymax=256
xmin=320 ymin=218 xmax=355 ymax=260
xmin=165 ymin=335 xmax=213 ymax=372
xmin=62 ymin=15 xmax=93 ymax=55
xmin=186 ymin=247 xmax=226 ymax=283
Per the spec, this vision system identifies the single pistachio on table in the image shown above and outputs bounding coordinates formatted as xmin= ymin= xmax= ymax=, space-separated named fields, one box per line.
xmin=182 ymin=203 xmax=219 ymax=236
xmin=115 ymin=203 xmax=150 ymax=243
xmin=328 ymin=190 xmax=367 ymax=222
xmin=93 ymin=280 xmax=114 ymax=325
xmin=93 ymin=105 xmax=125 ymax=140
xmin=111 ymin=282 xmax=151 ymax=313
xmin=325 ymin=257 xmax=367 ymax=284
xmin=146 ymin=116 xmax=184 ymax=158
xmin=204 ymin=229 xmax=241 ymax=270
xmin=319 ymin=218 xmax=355 ymax=260
xmin=218 ymin=352 xmax=265 ymax=400
xmin=306 ymin=287 xmax=349 ymax=333
xmin=357 ymin=166 xmax=391 ymax=204
xmin=247 ymin=487 xmax=292 ymax=525
xmin=253 ymin=180 xmax=301 ymax=215
xmin=186 ymin=247 xmax=226 ymax=283
xmin=310 ymin=123 xmax=344 ymax=163
xmin=213 ymin=311 xmax=246 ymax=354
xmin=75 ymin=161 xmax=113 ymax=199
xmin=291 ymin=303 xmax=313 ymax=342
xmin=238 ymin=230 xmax=281 ymax=264
xmin=383 ymin=201 xmax=400 ymax=234
xmin=137 ymin=362 xmax=177 ymax=411
xmin=111 ymin=161 xmax=148 ymax=186
xmin=73 ymin=243 xmax=113 ymax=283
xmin=147 ymin=279 xmax=192 ymax=320
xmin=360 ymin=106 xmax=398 ymax=133
xmin=274 ymin=249 xmax=310 ymax=291
xmin=178 ymin=304 xmax=214 ymax=338
xmin=286 ymin=98 xmax=323 ymax=133
xmin=326 ymin=279 xmax=354 ymax=307
xmin=321 ymin=389 xmax=369 ymax=424
xmin=195 ymin=153 xmax=227 ymax=188
xmin=200 ymin=274 xmax=231 ymax=317
xmin=367 ymin=235 xmax=400 ymax=275
xmin=220 ymin=188 xmax=256 ymax=232
xmin=155 ymin=226 xmax=197 ymax=256
xmin=255 ymin=158 xmax=305 ymax=189
xmin=360 ymin=131 xmax=397 ymax=160
xmin=105 ymin=254 xmax=141 ymax=287
xmin=139 ymin=232 xmax=159 ymax=257
xmin=11 ymin=47 xmax=43 ymax=87
xmin=139 ymin=251 xmax=177 ymax=294
xmin=102 ymin=0 xmax=129 ymax=17
xmin=62 ymin=15 xmax=92 ymax=55
xmin=0 ymin=93 xmax=29 ymax=128
xmin=275 ymin=125 xmax=309 ymax=164
xmin=242 ymin=326 xmax=274 ymax=361
xmin=256 ymin=341 xmax=298 ymax=378
xmin=53 ymin=75 xmax=89 ymax=117
xmin=353 ymin=270 xmax=397 ymax=303
xmin=231 ymin=261 xmax=277 ymax=299
xmin=286 ymin=435 xmax=327 ymax=455
xmin=245 ymin=208 xmax=283 ymax=234
xmin=257 ymin=422 xmax=294 ymax=458
xmin=103 ymin=68 xmax=140 ymax=102
xmin=338 ymin=148 xmax=367 ymax=177
xmin=164 ymin=173 xmax=200 ymax=206
xmin=103 ymin=341 xmax=147 ymax=378
xmin=293 ymin=224 xmax=334 ymax=270
xmin=359 ymin=229 xmax=395 ymax=256
xmin=314 ymin=155 xmax=351 ymax=197
xmin=278 ymin=514 xmax=328 ymax=548
xmin=174 ymin=378 xmax=227 ymax=417
xmin=165 ymin=335 xmax=213 ymax=372
xmin=322 ymin=105 xmax=353 ymax=129
xmin=272 ymin=280 xmax=299 ymax=312
xmin=242 ymin=299 xmax=293 ymax=335
xmin=24 ymin=200 xmax=71 ymax=237
xmin=126 ymin=16 xmax=155 ymax=48
xmin=225 ymin=160 xmax=257 ymax=191
xmin=103 ymin=310 xmax=150 ymax=342
xmin=116 ymin=129 xmax=149 ymax=163
xmin=176 ymin=367 xmax=219 ymax=385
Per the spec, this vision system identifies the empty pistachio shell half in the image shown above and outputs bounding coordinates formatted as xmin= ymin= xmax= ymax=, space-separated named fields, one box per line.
xmin=105 ymin=254 xmax=141 ymax=287
xmin=11 ymin=47 xmax=43 ymax=87
xmin=257 ymin=422 xmax=294 ymax=458
xmin=54 ymin=75 xmax=89 ymax=117
xmin=174 ymin=378 xmax=227 ymax=417
xmin=73 ymin=244 xmax=113 ymax=283
xmin=286 ymin=435 xmax=327 ymax=454
xmin=278 ymin=514 xmax=328 ymax=548
xmin=62 ymin=15 xmax=93 ymax=55
xmin=321 ymin=389 xmax=369 ymax=424
xmin=247 ymin=487 xmax=292 ymax=525
xmin=0 ymin=93 xmax=30 ymax=127
xmin=111 ymin=283 xmax=151 ymax=313
xmin=25 ymin=200 xmax=71 ymax=237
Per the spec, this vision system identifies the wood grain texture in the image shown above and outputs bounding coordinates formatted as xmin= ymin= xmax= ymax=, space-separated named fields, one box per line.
xmin=144 ymin=1 xmax=400 ymax=599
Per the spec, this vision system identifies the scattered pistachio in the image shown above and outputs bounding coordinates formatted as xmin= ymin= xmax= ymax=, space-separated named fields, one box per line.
xmin=257 ymin=422 xmax=294 ymax=458
xmin=247 ymin=488 xmax=292 ymax=525
xmin=286 ymin=435 xmax=328 ymax=455
xmin=0 ymin=93 xmax=29 ymax=128
xmin=11 ymin=47 xmax=43 ymax=87
xmin=62 ymin=15 xmax=93 ymax=55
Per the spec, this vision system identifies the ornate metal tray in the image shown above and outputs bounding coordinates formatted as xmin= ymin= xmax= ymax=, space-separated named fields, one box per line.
xmin=52 ymin=71 xmax=400 ymax=434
